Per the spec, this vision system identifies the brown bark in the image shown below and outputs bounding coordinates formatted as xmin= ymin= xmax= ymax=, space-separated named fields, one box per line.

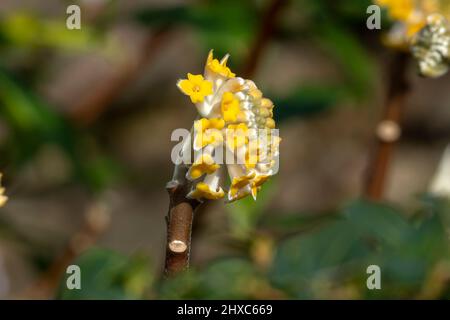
xmin=364 ymin=52 xmax=411 ymax=200
xmin=241 ymin=0 xmax=288 ymax=78
xmin=164 ymin=181 xmax=200 ymax=276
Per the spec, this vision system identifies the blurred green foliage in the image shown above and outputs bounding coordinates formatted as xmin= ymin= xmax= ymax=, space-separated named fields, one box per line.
xmin=57 ymin=248 xmax=153 ymax=299
xmin=0 ymin=0 xmax=447 ymax=301
xmin=58 ymin=197 xmax=450 ymax=299
xmin=0 ymin=69 xmax=121 ymax=191
xmin=0 ymin=12 xmax=99 ymax=51
xmin=134 ymin=0 xmax=258 ymax=60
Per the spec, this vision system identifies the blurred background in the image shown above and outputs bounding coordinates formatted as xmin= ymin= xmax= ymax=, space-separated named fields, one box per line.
xmin=0 ymin=0 xmax=450 ymax=299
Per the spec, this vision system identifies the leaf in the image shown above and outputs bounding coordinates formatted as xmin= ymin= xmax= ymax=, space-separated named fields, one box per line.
xmin=270 ymin=199 xmax=450 ymax=298
xmin=343 ymin=199 xmax=412 ymax=247
xmin=157 ymin=269 xmax=201 ymax=299
xmin=198 ymin=258 xmax=268 ymax=299
xmin=57 ymin=248 xmax=153 ymax=300
xmin=342 ymin=199 xmax=449 ymax=297
xmin=259 ymin=210 xmax=337 ymax=235
xmin=270 ymin=219 xmax=368 ymax=298
xmin=158 ymin=258 xmax=270 ymax=299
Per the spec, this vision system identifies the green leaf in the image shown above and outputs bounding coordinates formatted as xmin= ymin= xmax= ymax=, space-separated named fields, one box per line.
xmin=57 ymin=248 xmax=153 ymax=300
xmin=157 ymin=269 xmax=201 ymax=299
xmin=343 ymin=199 xmax=412 ymax=247
xmin=260 ymin=211 xmax=337 ymax=235
xmin=158 ymin=258 xmax=267 ymax=299
xmin=198 ymin=258 xmax=266 ymax=299
xmin=270 ymin=219 xmax=368 ymax=298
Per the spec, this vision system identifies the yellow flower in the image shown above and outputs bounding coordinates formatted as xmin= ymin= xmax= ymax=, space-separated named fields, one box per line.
xmin=245 ymin=139 xmax=259 ymax=169
xmin=221 ymin=92 xmax=241 ymax=122
xmin=376 ymin=0 xmax=414 ymax=21
xmin=193 ymin=118 xmax=225 ymax=149
xmin=188 ymin=154 xmax=220 ymax=180
xmin=206 ymin=50 xmax=236 ymax=78
xmin=188 ymin=182 xmax=225 ymax=200
xmin=376 ymin=0 xmax=450 ymax=48
xmin=229 ymin=171 xmax=255 ymax=199
xmin=226 ymin=123 xmax=249 ymax=150
xmin=171 ymin=50 xmax=280 ymax=202
xmin=177 ymin=73 xmax=213 ymax=103
xmin=251 ymin=175 xmax=271 ymax=198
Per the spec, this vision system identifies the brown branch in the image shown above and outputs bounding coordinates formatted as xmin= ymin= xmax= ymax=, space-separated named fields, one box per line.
xmin=241 ymin=0 xmax=288 ymax=78
xmin=164 ymin=181 xmax=200 ymax=276
xmin=363 ymin=52 xmax=411 ymax=200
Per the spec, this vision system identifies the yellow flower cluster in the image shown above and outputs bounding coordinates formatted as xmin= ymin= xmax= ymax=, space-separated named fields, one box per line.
xmin=376 ymin=0 xmax=450 ymax=48
xmin=174 ymin=50 xmax=280 ymax=202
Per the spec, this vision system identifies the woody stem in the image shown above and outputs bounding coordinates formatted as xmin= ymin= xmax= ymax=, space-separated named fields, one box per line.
xmin=364 ymin=52 xmax=411 ymax=200
xmin=164 ymin=180 xmax=200 ymax=276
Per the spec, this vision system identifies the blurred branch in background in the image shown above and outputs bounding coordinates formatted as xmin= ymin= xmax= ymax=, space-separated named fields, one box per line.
xmin=364 ymin=52 xmax=410 ymax=200
xmin=241 ymin=0 xmax=288 ymax=78
xmin=18 ymin=198 xmax=111 ymax=299
xmin=68 ymin=26 xmax=172 ymax=126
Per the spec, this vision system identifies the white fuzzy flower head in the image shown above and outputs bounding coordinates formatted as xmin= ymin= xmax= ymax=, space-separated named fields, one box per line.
xmin=411 ymin=13 xmax=450 ymax=77
xmin=171 ymin=50 xmax=280 ymax=203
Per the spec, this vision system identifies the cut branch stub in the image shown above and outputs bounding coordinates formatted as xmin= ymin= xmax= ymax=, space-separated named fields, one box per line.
xmin=165 ymin=180 xmax=200 ymax=276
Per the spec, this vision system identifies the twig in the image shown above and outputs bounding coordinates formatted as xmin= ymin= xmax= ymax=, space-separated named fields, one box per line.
xmin=164 ymin=181 xmax=200 ymax=276
xmin=364 ymin=52 xmax=411 ymax=200
xmin=241 ymin=0 xmax=288 ymax=78
xmin=68 ymin=26 xmax=172 ymax=125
